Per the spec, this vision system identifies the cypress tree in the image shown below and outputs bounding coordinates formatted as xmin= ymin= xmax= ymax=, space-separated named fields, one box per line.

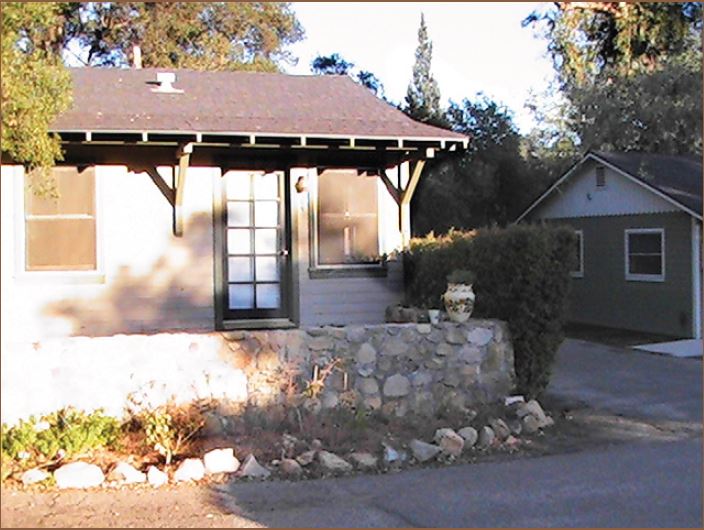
xmin=404 ymin=13 xmax=444 ymax=126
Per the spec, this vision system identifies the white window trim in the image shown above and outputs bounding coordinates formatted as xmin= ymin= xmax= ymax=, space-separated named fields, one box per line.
xmin=624 ymin=228 xmax=665 ymax=282
xmin=571 ymin=229 xmax=584 ymax=278
xmin=13 ymin=165 xmax=106 ymax=284
xmin=308 ymin=168 xmax=384 ymax=271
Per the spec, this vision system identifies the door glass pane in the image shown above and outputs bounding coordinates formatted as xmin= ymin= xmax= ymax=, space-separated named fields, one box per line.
xmin=229 ymin=284 xmax=254 ymax=309
xmin=255 ymin=229 xmax=277 ymax=254
xmin=256 ymin=257 xmax=279 ymax=282
xmin=255 ymin=201 xmax=278 ymax=227
xmin=227 ymin=202 xmax=251 ymax=227
xmin=228 ymin=257 xmax=253 ymax=282
xmin=256 ymin=284 xmax=280 ymax=309
xmin=254 ymin=173 xmax=278 ymax=199
xmin=226 ymin=173 xmax=251 ymax=200
xmin=227 ymin=229 xmax=251 ymax=255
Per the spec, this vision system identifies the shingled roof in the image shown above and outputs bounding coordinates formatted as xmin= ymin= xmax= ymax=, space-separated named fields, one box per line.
xmin=51 ymin=68 xmax=466 ymax=143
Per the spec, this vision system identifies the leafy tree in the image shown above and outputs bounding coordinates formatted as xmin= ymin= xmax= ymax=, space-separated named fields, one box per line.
xmin=310 ymin=53 xmax=385 ymax=98
xmin=43 ymin=2 xmax=304 ymax=71
xmin=413 ymin=96 xmax=543 ymax=234
xmin=524 ymin=2 xmax=702 ymax=84
xmin=404 ymin=13 xmax=445 ymax=126
xmin=1 ymin=2 xmax=72 ymax=195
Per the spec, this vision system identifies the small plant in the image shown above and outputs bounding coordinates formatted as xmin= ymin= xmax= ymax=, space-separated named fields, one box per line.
xmin=137 ymin=403 xmax=205 ymax=465
xmin=303 ymin=359 xmax=344 ymax=399
xmin=446 ymin=269 xmax=476 ymax=285
xmin=0 ymin=408 xmax=121 ymax=475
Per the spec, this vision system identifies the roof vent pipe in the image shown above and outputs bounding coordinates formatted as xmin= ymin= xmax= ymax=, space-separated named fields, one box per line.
xmin=132 ymin=45 xmax=142 ymax=69
xmin=152 ymin=72 xmax=183 ymax=94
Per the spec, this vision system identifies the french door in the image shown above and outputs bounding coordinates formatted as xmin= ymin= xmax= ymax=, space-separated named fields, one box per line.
xmin=221 ymin=170 xmax=291 ymax=321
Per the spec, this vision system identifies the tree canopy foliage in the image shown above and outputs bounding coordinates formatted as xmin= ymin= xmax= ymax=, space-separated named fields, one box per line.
xmin=404 ymin=13 xmax=445 ymax=126
xmin=310 ymin=53 xmax=385 ymax=97
xmin=1 ymin=2 xmax=72 ymax=194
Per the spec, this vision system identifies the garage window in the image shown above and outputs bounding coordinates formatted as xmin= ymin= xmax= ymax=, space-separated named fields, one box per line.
xmin=625 ymin=228 xmax=665 ymax=282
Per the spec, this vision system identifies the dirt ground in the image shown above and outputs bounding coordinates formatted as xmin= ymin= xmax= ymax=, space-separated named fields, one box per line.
xmin=2 ymin=400 xmax=700 ymax=529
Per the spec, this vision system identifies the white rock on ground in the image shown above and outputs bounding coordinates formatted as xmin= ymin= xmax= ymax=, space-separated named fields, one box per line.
xmin=239 ymin=455 xmax=271 ymax=479
xmin=489 ymin=418 xmax=511 ymax=441
xmin=279 ymin=458 xmax=303 ymax=476
xmin=203 ymin=448 xmax=240 ymax=474
xmin=522 ymin=414 xmax=540 ymax=434
xmin=295 ymin=450 xmax=316 ymax=467
xmin=517 ymin=399 xmax=551 ymax=427
xmin=409 ymin=439 xmax=441 ymax=462
xmin=110 ymin=462 xmax=146 ymax=484
xmin=21 ymin=468 xmax=49 ymax=485
xmin=54 ymin=462 xmax=105 ymax=489
xmin=173 ymin=458 xmax=205 ymax=482
xmin=317 ymin=451 xmax=353 ymax=472
xmin=147 ymin=466 xmax=168 ymax=487
xmin=382 ymin=443 xmax=401 ymax=464
xmin=348 ymin=452 xmax=378 ymax=469
xmin=434 ymin=428 xmax=464 ymax=457
xmin=477 ymin=426 xmax=496 ymax=449
xmin=457 ymin=427 xmax=478 ymax=448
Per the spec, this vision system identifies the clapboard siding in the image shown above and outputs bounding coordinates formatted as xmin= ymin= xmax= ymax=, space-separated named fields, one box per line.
xmin=292 ymin=168 xmax=405 ymax=327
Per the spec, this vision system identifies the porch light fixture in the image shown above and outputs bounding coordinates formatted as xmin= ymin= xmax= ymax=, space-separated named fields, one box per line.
xmin=295 ymin=175 xmax=307 ymax=193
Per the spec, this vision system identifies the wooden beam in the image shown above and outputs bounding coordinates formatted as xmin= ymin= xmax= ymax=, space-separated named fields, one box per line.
xmin=173 ymin=143 xmax=193 ymax=236
xmin=143 ymin=166 xmax=175 ymax=206
xmin=401 ymin=159 xmax=425 ymax=205
xmin=378 ymin=170 xmax=401 ymax=205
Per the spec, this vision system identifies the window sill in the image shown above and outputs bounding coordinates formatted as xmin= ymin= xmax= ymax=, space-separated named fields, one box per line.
xmin=625 ymin=274 xmax=665 ymax=283
xmin=308 ymin=265 xmax=387 ymax=279
xmin=14 ymin=271 xmax=106 ymax=285
xmin=570 ymin=272 xmax=584 ymax=279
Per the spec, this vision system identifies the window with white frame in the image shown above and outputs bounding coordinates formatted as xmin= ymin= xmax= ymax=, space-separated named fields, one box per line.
xmin=625 ymin=228 xmax=665 ymax=281
xmin=571 ymin=230 xmax=584 ymax=277
xmin=24 ymin=166 xmax=97 ymax=271
xmin=313 ymin=169 xmax=380 ymax=267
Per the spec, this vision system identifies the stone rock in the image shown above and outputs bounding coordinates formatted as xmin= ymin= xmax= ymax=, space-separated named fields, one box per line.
xmin=240 ymin=455 xmax=271 ymax=479
xmin=349 ymin=452 xmax=378 ymax=469
xmin=309 ymin=336 xmax=334 ymax=351
xmin=409 ymin=439 xmax=441 ymax=462
xmin=476 ymin=426 xmax=495 ymax=449
xmin=457 ymin=427 xmax=478 ymax=448
xmin=21 ymin=468 xmax=49 ymax=485
xmin=280 ymin=458 xmax=303 ymax=476
xmin=417 ymin=323 xmax=432 ymax=334
xmin=296 ymin=451 xmax=316 ymax=467
xmin=445 ymin=327 xmax=466 ymax=345
xmin=434 ymin=428 xmax=464 ymax=457
xmin=517 ymin=400 xmax=550 ymax=427
xmin=317 ymin=451 xmax=352 ymax=472
xmin=109 ymin=462 xmax=146 ymax=484
xmin=382 ymin=443 xmax=401 ymax=464
xmin=346 ymin=327 xmax=366 ymax=343
xmin=356 ymin=343 xmax=377 ymax=364
xmin=302 ymin=397 xmax=322 ymax=415
xmin=147 ymin=466 xmax=168 ymax=488
xmin=311 ymin=439 xmax=323 ymax=451
xmin=321 ymin=392 xmax=339 ymax=409
xmin=357 ymin=377 xmax=379 ymax=395
xmin=459 ymin=345 xmax=481 ymax=363
xmin=489 ymin=418 xmax=511 ymax=442
xmin=383 ymin=339 xmax=409 ymax=356
xmin=443 ymin=371 xmax=461 ymax=388
xmin=54 ymin=462 xmax=105 ymax=489
xmin=357 ymin=365 xmax=375 ymax=377
xmin=204 ymin=448 xmax=240 ymax=475
xmin=363 ymin=395 xmax=382 ymax=410
xmin=522 ymin=414 xmax=540 ymax=434
xmin=435 ymin=343 xmax=454 ymax=356
xmin=410 ymin=370 xmax=433 ymax=387
xmin=203 ymin=411 xmax=228 ymax=437
xmin=508 ymin=419 xmax=523 ymax=435
xmin=383 ymin=374 xmax=410 ymax=397
xmin=467 ymin=327 xmax=493 ymax=346
xmin=174 ymin=458 xmax=205 ymax=482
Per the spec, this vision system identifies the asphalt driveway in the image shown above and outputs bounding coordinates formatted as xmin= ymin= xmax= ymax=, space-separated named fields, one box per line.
xmin=547 ymin=338 xmax=703 ymax=422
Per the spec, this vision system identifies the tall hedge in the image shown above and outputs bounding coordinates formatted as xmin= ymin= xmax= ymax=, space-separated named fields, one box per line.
xmin=404 ymin=225 xmax=576 ymax=397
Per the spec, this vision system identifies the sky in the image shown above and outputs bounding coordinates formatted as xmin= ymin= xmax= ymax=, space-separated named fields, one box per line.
xmin=286 ymin=2 xmax=556 ymax=132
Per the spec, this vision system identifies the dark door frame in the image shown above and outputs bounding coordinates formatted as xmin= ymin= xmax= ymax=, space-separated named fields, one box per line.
xmin=213 ymin=167 xmax=297 ymax=330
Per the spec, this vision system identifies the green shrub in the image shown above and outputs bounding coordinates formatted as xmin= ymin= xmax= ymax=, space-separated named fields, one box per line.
xmin=1 ymin=408 xmax=121 ymax=471
xmin=135 ymin=403 xmax=205 ymax=464
xmin=405 ymin=224 xmax=576 ymax=397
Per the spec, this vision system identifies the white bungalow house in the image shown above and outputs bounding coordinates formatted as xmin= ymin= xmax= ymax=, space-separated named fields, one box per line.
xmin=1 ymin=68 xmax=467 ymax=346
xmin=518 ymin=151 xmax=702 ymax=340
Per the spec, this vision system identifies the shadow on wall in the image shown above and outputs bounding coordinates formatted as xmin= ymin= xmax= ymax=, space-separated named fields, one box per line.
xmin=44 ymin=212 xmax=216 ymax=337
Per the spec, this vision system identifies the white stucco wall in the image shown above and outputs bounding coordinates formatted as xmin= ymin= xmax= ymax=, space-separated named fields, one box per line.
xmin=1 ymin=164 xmax=217 ymax=345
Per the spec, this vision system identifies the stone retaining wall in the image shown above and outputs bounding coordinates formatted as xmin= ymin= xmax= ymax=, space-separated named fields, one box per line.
xmin=1 ymin=320 xmax=514 ymax=424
